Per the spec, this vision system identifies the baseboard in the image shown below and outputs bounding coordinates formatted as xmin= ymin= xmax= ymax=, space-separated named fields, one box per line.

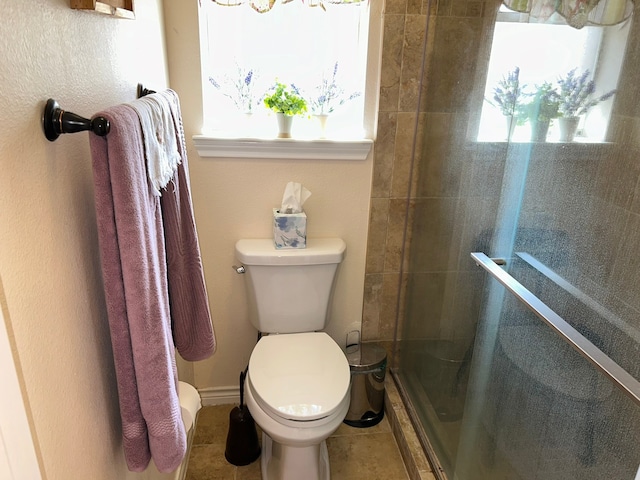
xmin=198 ymin=386 xmax=240 ymax=406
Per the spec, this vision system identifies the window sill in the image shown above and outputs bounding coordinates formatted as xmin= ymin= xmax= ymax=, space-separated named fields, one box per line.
xmin=192 ymin=135 xmax=373 ymax=161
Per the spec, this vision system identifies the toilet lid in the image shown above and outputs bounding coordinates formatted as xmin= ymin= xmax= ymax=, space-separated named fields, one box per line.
xmin=248 ymin=332 xmax=351 ymax=422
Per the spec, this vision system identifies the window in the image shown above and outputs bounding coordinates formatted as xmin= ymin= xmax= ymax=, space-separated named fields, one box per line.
xmin=477 ymin=5 xmax=630 ymax=143
xmin=200 ymin=0 xmax=370 ymax=140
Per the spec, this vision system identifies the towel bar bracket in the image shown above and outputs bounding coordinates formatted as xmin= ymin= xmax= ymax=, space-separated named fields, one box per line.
xmin=42 ymin=85 xmax=154 ymax=142
xmin=43 ymin=98 xmax=110 ymax=142
xmin=137 ymin=83 xmax=156 ymax=98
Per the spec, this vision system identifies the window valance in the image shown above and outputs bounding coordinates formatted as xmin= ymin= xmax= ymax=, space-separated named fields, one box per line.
xmin=502 ymin=0 xmax=634 ymax=28
xmin=210 ymin=0 xmax=365 ymax=13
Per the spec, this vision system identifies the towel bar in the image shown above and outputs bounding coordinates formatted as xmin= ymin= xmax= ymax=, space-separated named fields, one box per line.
xmin=42 ymin=83 xmax=156 ymax=142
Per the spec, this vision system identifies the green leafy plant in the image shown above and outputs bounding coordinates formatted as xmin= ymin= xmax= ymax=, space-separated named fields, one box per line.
xmin=518 ymin=82 xmax=560 ymax=124
xmin=263 ymin=82 xmax=308 ymax=116
xmin=557 ymin=68 xmax=616 ymax=118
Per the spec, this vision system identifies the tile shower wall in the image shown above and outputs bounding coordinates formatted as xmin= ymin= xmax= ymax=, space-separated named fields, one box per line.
xmin=366 ymin=1 xmax=640 ymax=476
xmin=364 ymin=0 xmax=426 ymax=345
xmin=366 ymin=0 xmax=640 ymax=362
xmin=364 ymin=0 xmax=496 ymax=356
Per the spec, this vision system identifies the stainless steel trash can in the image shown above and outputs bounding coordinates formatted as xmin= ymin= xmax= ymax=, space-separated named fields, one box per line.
xmin=344 ymin=343 xmax=387 ymax=427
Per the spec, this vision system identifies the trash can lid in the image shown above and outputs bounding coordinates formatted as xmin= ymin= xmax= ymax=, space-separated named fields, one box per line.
xmin=345 ymin=343 xmax=387 ymax=372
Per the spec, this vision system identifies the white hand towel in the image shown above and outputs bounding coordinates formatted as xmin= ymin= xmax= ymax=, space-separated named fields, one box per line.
xmin=129 ymin=93 xmax=181 ymax=196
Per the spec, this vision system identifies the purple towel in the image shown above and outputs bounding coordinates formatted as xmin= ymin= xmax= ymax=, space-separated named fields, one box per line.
xmin=90 ymin=90 xmax=215 ymax=472
xmin=158 ymin=89 xmax=216 ymax=361
xmin=88 ymin=103 xmax=190 ymax=473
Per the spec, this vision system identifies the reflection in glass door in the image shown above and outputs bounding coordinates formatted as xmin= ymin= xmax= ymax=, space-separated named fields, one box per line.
xmin=394 ymin=0 xmax=640 ymax=478
xmin=455 ymin=267 xmax=640 ymax=480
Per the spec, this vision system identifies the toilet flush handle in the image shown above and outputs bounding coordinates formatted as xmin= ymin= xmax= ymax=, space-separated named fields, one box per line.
xmin=232 ymin=265 xmax=246 ymax=274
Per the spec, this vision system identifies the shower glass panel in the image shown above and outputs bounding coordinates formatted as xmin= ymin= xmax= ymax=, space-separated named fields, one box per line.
xmin=397 ymin=140 xmax=509 ymax=475
xmin=455 ymin=272 xmax=640 ymax=480
xmin=393 ymin=0 xmax=640 ymax=478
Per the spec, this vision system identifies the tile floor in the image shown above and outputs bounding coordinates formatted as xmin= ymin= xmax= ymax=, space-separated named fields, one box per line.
xmin=184 ymin=405 xmax=410 ymax=480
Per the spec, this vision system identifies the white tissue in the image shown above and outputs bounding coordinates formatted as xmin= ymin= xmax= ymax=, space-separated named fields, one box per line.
xmin=280 ymin=181 xmax=311 ymax=214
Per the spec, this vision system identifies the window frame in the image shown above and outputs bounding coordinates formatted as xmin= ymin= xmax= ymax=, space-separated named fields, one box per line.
xmin=193 ymin=0 xmax=382 ymax=159
xmin=470 ymin=4 xmax=629 ymax=144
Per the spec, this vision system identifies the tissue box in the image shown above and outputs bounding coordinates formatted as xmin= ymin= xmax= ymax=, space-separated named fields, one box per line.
xmin=273 ymin=208 xmax=307 ymax=249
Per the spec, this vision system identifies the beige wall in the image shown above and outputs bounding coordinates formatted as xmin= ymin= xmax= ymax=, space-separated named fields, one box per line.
xmin=0 ymin=1 xmax=169 ymax=478
xmin=0 ymin=0 xmax=379 ymax=476
xmin=163 ymin=0 xmax=376 ymax=393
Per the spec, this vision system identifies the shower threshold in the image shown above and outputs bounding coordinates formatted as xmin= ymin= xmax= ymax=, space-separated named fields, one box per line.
xmin=390 ymin=368 xmax=449 ymax=480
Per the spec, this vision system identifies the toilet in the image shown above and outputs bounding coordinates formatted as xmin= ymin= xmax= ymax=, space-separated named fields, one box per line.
xmin=234 ymin=238 xmax=351 ymax=480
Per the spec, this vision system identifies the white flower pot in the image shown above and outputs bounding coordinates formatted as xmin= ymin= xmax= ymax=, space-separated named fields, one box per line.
xmin=504 ymin=115 xmax=517 ymax=141
xmin=558 ymin=116 xmax=580 ymax=142
xmin=314 ymin=114 xmax=329 ymax=138
xmin=530 ymin=119 xmax=550 ymax=142
xmin=276 ymin=113 xmax=293 ymax=138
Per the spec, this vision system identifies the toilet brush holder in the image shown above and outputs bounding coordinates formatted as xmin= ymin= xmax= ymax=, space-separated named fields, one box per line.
xmin=225 ymin=370 xmax=261 ymax=466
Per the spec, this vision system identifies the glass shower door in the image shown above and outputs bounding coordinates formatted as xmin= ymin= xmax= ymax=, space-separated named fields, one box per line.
xmin=452 ymin=252 xmax=640 ymax=480
xmin=448 ymin=134 xmax=640 ymax=479
xmin=394 ymin=0 xmax=640 ymax=477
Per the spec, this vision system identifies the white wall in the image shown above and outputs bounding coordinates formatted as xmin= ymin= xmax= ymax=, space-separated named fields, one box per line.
xmin=0 ymin=1 xmax=170 ymax=478
xmin=162 ymin=0 xmax=376 ymax=396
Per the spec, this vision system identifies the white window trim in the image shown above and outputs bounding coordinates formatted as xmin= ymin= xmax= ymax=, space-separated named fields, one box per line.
xmin=192 ymin=135 xmax=373 ymax=160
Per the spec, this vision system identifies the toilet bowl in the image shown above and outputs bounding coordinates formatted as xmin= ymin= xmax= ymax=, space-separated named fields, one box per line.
xmin=234 ymin=238 xmax=350 ymax=479
xmin=245 ymin=332 xmax=350 ymax=480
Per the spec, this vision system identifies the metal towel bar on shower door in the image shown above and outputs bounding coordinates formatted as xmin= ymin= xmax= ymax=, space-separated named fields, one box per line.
xmin=471 ymin=251 xmax=640 ymax=407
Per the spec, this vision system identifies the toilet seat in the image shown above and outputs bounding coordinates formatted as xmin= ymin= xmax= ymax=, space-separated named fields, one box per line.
xmin=248 ymin=332 xmax=350 ymax=423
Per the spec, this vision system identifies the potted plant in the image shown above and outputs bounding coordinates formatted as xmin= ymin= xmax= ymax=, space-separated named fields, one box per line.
xmin=209 ymin=65 xmax=260 ymax=114
xmin=263 ymin=81 xmax=308 ymax=138
xmin=518 ymin=82 xmax=560 ymax=142
xmin=556 ymin=68 xmax=616 ymax=141
xmin=489 ymin=66 xmax=524 ymax=140
xmin=308 ymin=62 xmax=361 ymax=137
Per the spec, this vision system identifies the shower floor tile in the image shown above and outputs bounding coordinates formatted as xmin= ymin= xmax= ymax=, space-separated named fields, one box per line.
xmin=185 ymin=405 xmax=410 ymax=480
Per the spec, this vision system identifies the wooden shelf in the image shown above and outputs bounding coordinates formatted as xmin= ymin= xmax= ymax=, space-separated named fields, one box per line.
xmin=70 ymin=0 xmax=135 ymax=19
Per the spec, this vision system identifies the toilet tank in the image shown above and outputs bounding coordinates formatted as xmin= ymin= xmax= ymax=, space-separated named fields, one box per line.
xmin=235 ymin=238 xmax=346 ymax=334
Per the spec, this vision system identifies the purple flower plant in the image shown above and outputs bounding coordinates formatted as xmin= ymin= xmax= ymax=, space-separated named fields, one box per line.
xmin=557 ymin=69 xmax=616 ymax=117
xmin=491 ymin=66 xmax=523 ymax=117
xmin=309 ymin=62 xmax=361 ymax=115
xmin=209 ymin=65 xmax=260 ymax=113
